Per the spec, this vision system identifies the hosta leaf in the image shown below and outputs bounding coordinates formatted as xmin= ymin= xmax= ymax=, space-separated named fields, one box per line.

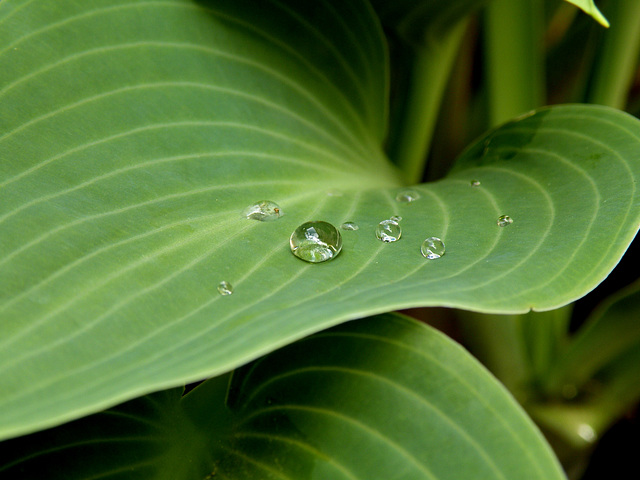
xmin=0 ymin=314 xmax=567 ymax=480
xmin=1 ymin=0 xmax=639 ymax=440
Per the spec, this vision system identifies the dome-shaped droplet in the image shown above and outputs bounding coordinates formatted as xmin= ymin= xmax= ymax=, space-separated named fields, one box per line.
xmin=390 ymin=215 xmax=402 ymax=223
xmin=497 ymin=215 xmax=513 ymax=227
xmin=376 ymin=219 xmax=402 ymax=242
xmin=340 ymin=221 xmax=359 ymax=231
xmin=395 ymin=190 xmax=420 ymax=203
xmin=244 ymin=200 xmax=282 ymax=221
xmin=217 ymin=281 xmax=233 ymax=296
xmin=421 ymin=237 xmax=445 ymax=259
xmin=290 ymin=221 xmax=342 ymax=263
xmin=470 ymin=179 xmax=481 ymax=187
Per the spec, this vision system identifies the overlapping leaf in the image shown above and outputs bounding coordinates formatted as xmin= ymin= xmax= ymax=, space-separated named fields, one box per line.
xmin=0 ymin=315 xmax=567 ymax=480
xmin=0 ymin=0 xmax=639 ymax=441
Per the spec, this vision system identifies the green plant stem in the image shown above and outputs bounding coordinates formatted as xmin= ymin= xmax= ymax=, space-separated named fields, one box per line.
xmin=457 ymin=307 xmax=572 ymax=400
xmin=484 ymin=0 xmax=546 ymax=126
xmin=587 ymin=0 xmax=640 ymax=108
xmin=389 ymin=20 xmax=468 ymax=185
xmin=456 ymin=312 xmax=530 ymax=399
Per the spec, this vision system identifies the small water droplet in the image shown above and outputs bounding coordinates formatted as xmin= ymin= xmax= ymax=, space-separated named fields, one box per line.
xmin=217 ymin=281 xmax=233 ymax=296
xmin=376 ymin=219 xmax=402 ymax=242
xmin=244 ymin=200 xmax=282 ymax=221
xmin=395 ymin=190 xmax=420 ymax=203
xmin=290 ymin=221 xmax=342 ymax=263
xmin=340 ymin=221 xmax=359 ymax=231
xmin=577 ymin=424 xmax=597 ymax=443
xmin=497 ymin=215 xmax=513 ymax=227
xmin=470 ymin=179 xmax=481 ymax=187
xmin=390 ymin=215 xmax=402 ymax=223
xmin=421 ymin=237 xmax=445 ymax=259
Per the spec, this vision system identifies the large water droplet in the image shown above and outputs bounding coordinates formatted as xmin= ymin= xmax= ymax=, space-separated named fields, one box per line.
xmin=421 ymin=237 xmax=445 ymax=259
xmin=390 ymin=215 xmax=402 ymax=223
xmin=376 ymin=219 xmax=402 ymax=242
xmin=217 ymin=281 xmax=233 ymax=296
xmin=340 ymin=221 xmax=359 ymax=231
xmin=290 ymin=221 xmax=342 ymax=263
xmin=497 ymin=215 xmax=513 ymax=227
xmin=244 ymin=200 xmax=282 ymax=221
xmin=395 ymin=190 xmax=420 ymax=203
xmin=470 ymin=179 xmax=481 ymax=187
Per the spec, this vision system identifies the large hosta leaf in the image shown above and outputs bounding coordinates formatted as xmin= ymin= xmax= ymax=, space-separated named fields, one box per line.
xmin=1 ymin=0 xmax=639 ymax=440
xmin=0 ymin=314 xmax=567 ymax=480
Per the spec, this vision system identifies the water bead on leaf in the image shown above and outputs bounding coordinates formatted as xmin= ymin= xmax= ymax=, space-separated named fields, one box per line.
xmin=395 ymin=190 xmax=420 ymax=203
xmin=421 ymin=237 xmax=445 ymax=259
xmin=217 ymin=281 xmax=233 ymax=296
xmin=497 ymin=215 xmax=513 ymax=227
xmin=340 ymin=222 xmax=359 ymax=231
xmin=290 ymin=221 xmax=342 ymax=263
xmin=244 ymin=200 xmax=282 ymax=221
xmin=376 ymin=219 xmax=401 ymax=242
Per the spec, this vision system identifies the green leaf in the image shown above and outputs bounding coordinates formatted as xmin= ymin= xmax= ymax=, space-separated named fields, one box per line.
xmin=1 ymin=0 xmax=639 ymax=441
xmin=563 ymin=0 xmax=609 ymax=27
xmin=0 ymin=314 xmax=567 ymax=480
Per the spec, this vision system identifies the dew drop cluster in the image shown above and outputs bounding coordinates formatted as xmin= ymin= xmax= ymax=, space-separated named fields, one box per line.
xmin=230 ymin=190 xmax=515 ymax=284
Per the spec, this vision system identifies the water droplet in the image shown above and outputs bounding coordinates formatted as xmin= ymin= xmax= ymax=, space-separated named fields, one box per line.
xmin=376 ymin=219 xmax=402 ymax=242
xmin=340 ymin=221 xmax=359 ymax=231
xmin=421 ymin=237 xmax=445 ymax=259
xmin=217 ymin=281 xmax=233 ymax=296
xmin=244 ymin=200 xmax=282 ymax=221
xmin=497 ymin=215 xmax=513 ymax=227
xmin=470 ymin=179 xmax=481 ymax=187
xmin=290 ymin=221 xmax=342 ymax=263
xmin=390 ymin=215 xmax=402 ymax=223
xmin=395 ymin=190 xmax=420 ymax=203
xmin=577 ymin=424 xmax=597 ymax=443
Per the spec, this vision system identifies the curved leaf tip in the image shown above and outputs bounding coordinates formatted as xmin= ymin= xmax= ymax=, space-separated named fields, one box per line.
xmin=563 ymin=0 xmax=609 ymax=27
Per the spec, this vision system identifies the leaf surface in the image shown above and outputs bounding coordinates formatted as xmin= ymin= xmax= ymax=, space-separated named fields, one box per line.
xmin=0 ymin=314 xmax=567 ymax=480
xmin=0 ymin=0 xmax=639 ymax=440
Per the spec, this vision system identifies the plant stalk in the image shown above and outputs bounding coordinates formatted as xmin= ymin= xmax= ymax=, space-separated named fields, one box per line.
xmin=587 ymin=0 xmax=640 ymax=109
xmin=484 ymin=0 xmax=546 ymax=126
xmin=389 ymin=20 xmax=468 ymax=185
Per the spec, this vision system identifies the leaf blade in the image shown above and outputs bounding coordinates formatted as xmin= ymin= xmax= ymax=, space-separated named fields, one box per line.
xmin=0 ymin=0 xmax=639 ymax=441
xmin=0 ymin=314 xmax=567 ymax=480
